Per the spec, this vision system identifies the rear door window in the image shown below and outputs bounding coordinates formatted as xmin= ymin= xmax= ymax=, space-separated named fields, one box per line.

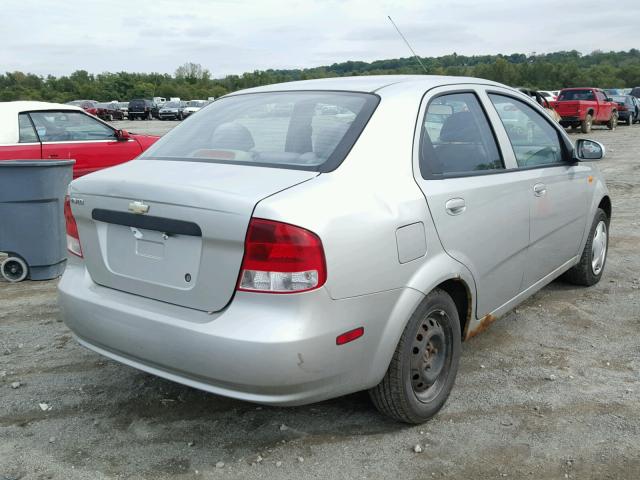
xmin=488 ymin=94 xmax=564 ymax=168
xmin=420 ymin=92 xmax=503 ymax=177
xmin=29 ymin=111 xmax=116 ymax=142
xmin=18 ymin=113 xmax=39 ymax=143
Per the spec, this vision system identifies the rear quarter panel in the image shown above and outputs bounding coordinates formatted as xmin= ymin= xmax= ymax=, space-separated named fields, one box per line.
xmin=0 ymin=144 xmax=42 ymax=160
xmin=254 ymin=87 xmax=478 ymax=349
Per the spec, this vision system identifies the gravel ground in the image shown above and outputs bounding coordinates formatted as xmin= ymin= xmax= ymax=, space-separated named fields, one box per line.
xmin=114 ymin=118 xmax=181 ymax=137
xmin=1 ymin=122 xmax=639 ymax=480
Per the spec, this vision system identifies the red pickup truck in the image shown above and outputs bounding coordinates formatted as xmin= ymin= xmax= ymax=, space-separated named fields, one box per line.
xmin=551 ymin=88 xmax=618 ymax=133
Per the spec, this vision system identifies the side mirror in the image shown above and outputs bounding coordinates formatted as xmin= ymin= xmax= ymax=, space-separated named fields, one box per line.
xmin=574 ymin=139 xmax=605 ymax=161
xmin=116 ymin=129 xmax=131 ymax=141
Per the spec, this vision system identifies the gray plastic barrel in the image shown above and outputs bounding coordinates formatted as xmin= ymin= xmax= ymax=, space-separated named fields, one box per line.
xmin=0 ymin=160 xmax=74 ymax=281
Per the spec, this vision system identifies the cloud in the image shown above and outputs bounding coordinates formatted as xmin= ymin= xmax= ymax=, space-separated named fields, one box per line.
xmin=0 ymin=0 xmax=639 ymax=77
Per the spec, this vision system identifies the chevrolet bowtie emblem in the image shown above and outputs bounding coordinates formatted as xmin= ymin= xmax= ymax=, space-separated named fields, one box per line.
xmin=128 ymin=201 xmax=150 ymax=214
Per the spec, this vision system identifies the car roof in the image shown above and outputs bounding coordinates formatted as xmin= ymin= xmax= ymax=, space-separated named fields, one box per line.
xmin=560 ymin=87 xmax=599 ymax=91
xmin=226 ymin=75 xmax=505 ymax=96
xmin=0 ymin=101 xmax=84 ymax=144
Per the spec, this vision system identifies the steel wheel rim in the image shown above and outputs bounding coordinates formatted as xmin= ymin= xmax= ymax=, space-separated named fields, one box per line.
xmin=591 ymin=220 xmax=607 ymax=275
xmin=410 ymin=309 xmax=452 ymax=403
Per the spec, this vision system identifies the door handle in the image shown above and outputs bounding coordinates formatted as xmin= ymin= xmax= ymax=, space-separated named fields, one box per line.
xmin=533 ymin=183 xmax=547 ymax=197
xmin=47 ymin=153 xmax=59 ymax=159
xmin=445 ymin=198 xmax=466 ymax=216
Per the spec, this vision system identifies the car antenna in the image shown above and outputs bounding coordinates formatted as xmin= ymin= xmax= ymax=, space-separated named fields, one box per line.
xmin=387 ymin=15 xmax=428 ymax=74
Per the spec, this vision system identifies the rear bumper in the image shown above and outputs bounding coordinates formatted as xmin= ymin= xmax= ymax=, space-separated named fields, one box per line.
xmin=58 ymin=260 xmax=420 ymax=405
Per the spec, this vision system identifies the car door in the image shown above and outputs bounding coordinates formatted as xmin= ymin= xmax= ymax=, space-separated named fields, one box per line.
xmin=413 ymin=86 xmax=530 ymax=317
xmin=486 ymin=91 xmax=591 ymax=289
xmin=0 ymin=113 xmax=42 ymax=160
xmin=28 ymin=110 xmax=142 ymax=177
xmin=595 ymin=90 xmax=611 ymax=122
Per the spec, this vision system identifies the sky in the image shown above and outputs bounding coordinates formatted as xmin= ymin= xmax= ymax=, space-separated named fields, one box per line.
xmin=1 ymin=0 xmax=639 ymax=78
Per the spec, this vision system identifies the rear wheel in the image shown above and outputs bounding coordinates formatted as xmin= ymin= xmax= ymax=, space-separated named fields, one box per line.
xmin=146 ymin=111 xmax=153 ymax=120
xmin=581 ymin=114 xmax=592 ymax=133
xmin=1 ymin=256 xmax=29 ymax=282
xmin=369 ymin=289 xmax=461 ymax=424
xmin=607 ymin=112 xmax=618 ymax=130
xmin=627 ymin=113 xmax=634 ymax=126
xmin=562 ymin=208 xmax=609 ymax=286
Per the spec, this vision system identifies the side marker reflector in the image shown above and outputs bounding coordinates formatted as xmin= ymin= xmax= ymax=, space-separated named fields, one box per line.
xmin=336 ymin=327 xmax=364 ymax=346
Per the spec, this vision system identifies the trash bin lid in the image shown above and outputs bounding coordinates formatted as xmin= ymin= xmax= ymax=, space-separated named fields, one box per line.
xmin=0 ymin=159 xmax=75 ymax=167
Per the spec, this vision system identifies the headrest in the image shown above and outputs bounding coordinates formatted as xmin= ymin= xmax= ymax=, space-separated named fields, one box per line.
xmin=211 ymin=122 xmax=255 ymax=151
xmin=439 ymin=112 xmax=481 ymax=143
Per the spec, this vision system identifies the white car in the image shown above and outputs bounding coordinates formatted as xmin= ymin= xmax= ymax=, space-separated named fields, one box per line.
xmin=539 ymin=90 xmax=559 ymax=102
xmin=182 ymin=100 xmax=208 ymax=118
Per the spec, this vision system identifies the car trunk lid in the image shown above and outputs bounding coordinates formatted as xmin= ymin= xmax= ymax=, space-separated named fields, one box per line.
xmin=69 ymin=159 xmax=318 ymax=312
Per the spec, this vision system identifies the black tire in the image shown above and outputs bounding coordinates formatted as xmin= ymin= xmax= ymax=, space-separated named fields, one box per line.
xmin=146 ymin=111 xmax=153 ymax=120
xmin=562 ymin=208 xmax=609 ymax=286
xmin=627 ymin=114 xmax=634 ymax=126
xmin=581 ymin=114 xmax=592 ymax=133
xmin=107 ymin=114 xmax=113 ymax=122
xmin=369 ymin=288 xmax=461 ymax=424
xmin=607 ymin=112 xmax=617 ymax=130
xmin=1 ymin=255 xmax=29 ymax=282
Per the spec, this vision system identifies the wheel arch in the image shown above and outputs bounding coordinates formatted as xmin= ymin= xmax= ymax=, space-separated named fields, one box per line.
xmin=598 ymin=195 xmax=612 ymax=220
xmin=365 ymin=258 xmax=478 ymax=389
xmin=436 ymin=278 xmax=472 ymax=342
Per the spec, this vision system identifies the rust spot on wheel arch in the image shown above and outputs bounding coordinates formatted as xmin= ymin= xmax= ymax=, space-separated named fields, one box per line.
xmin=464 ymin=314 xmax=497 ymax=340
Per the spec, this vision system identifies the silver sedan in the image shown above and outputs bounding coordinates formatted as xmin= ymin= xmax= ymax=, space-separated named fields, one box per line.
xmin=59 ymin=75 xmax=610 ymax=423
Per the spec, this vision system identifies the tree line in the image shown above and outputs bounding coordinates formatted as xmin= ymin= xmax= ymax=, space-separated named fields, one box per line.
xmin=2 ymin=50 xmax=639 ymax=103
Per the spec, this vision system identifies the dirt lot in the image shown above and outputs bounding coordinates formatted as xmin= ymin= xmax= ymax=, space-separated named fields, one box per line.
xmin=1 ymin=122 xmax=639 ymax=480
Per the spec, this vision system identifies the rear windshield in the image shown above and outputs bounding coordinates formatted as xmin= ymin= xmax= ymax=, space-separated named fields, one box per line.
xmin=140 ymin=91 xmax=379 ymax=172
xmin=611 ymin=96 xmax=629 ymax=103
xmin=557 ymin=89 xmax=595 ymax=101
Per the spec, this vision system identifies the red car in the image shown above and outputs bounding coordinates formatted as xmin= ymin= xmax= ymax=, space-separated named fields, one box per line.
xmin=0 ymin=101 xmax=159 ymax=178
xmin=65 ymin=99 xmax=99 ymax=116
xmin=551 ymin=88 xmax=618 ymax=133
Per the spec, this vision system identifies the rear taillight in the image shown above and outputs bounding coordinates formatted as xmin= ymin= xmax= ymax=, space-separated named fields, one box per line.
xmin=64 ymin=196 xmax=83 ymax=257
xmin=237 ymin=218 xmax=326 ymax=293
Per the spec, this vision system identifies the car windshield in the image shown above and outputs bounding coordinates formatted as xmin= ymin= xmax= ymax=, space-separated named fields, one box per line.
xmin=557 ymin=89 xmax=595 ymax=101
xmin=164 ymin=102 xmax=180 ymax=108
xmin=140 ymin=91 xmax=379 ymax=172
xmin=187 ymin=101 xmax=205 ymax=107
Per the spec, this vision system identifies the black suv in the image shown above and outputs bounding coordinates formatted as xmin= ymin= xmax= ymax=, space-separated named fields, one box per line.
xmin=128 ymin=99 xmax=158 ymax=120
